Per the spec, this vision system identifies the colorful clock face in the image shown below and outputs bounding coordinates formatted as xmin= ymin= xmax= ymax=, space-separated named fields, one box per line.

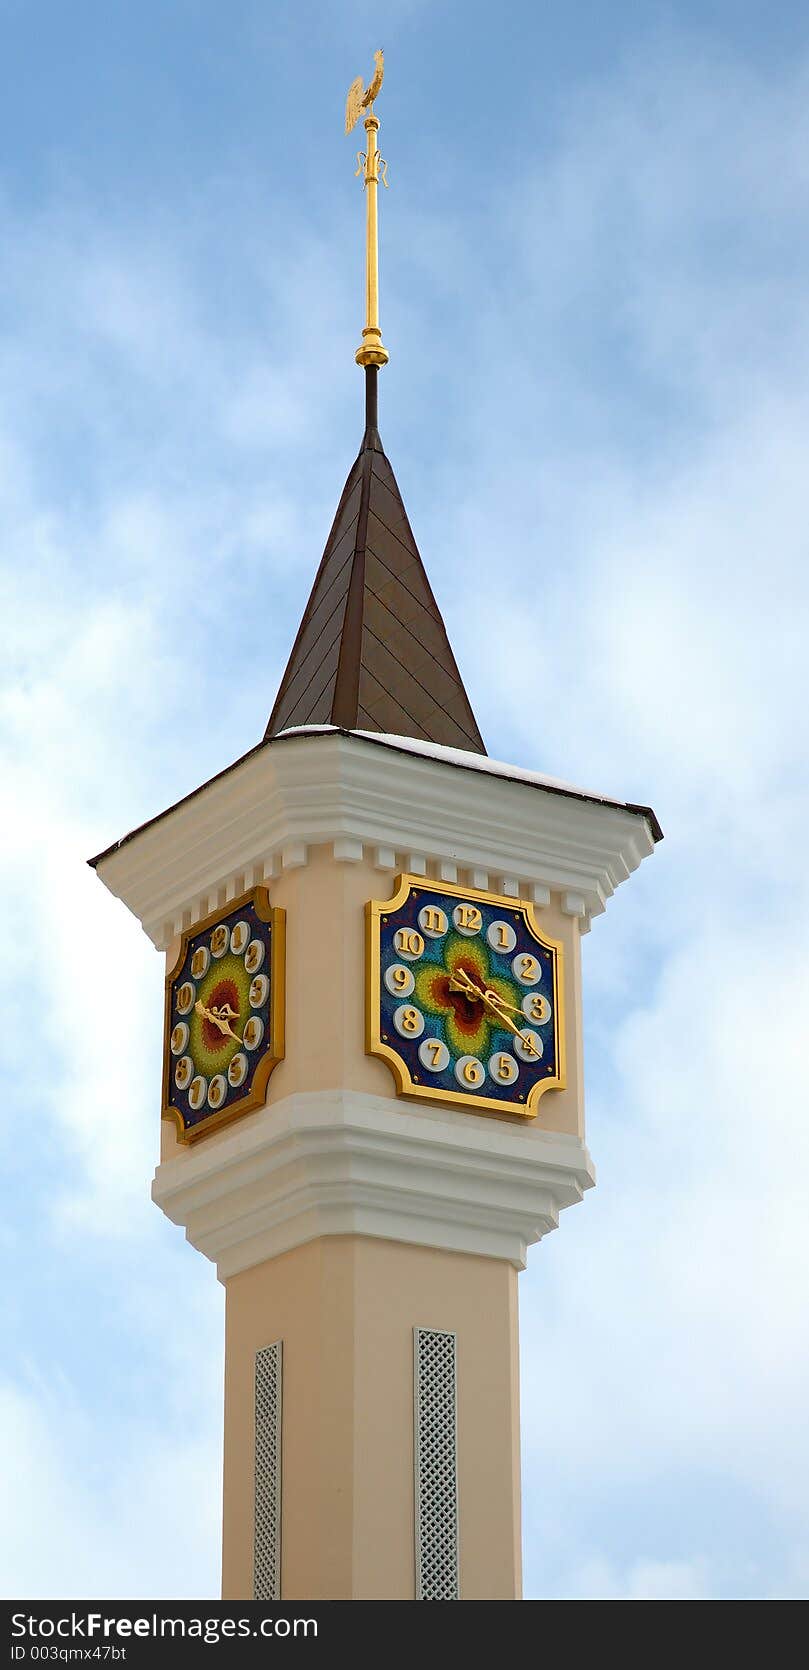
xmin=366 ymin=876 xmax=565 ymax=1118
xmin=163 ymin=888 xmax=285 ymax=1142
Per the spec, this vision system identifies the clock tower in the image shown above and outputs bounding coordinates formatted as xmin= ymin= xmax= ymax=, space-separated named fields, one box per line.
xmin=90 ymin=54 xmax=660 ymax=1601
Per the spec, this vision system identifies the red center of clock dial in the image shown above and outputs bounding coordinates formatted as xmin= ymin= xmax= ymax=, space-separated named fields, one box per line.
xmin=430 ymin=958 xmax=485 ymax=1038
xmin=202 ymin=978 xmax=241 ymax=1052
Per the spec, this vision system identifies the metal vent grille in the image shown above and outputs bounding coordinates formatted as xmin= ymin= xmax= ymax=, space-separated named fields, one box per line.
xmin=414 ymin=1328 xmax=459 ymax=1600
xmin=254 ymin=1340 xmax=282 ymax=1600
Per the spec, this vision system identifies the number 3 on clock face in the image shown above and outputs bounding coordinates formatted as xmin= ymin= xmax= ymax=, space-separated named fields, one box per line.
xmin=365 ymin=874 xmax=566 ymax=1119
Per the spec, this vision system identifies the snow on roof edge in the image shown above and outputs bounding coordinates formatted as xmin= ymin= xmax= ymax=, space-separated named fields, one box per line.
xmin=276 ymin=725 xmax=660 ymax=832
xmin=90 ymin=722 xmax=661 ymax=869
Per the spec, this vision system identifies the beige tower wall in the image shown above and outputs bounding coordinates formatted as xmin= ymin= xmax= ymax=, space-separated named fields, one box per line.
xmin=222 ymin=1235 xmax=521 ymax=1601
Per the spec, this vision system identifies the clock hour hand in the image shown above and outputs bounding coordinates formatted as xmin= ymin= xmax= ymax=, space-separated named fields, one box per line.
xmin=194 ymin=999 xmax=243 ymax=1044
xmin=448 ymin=969 xmax=539 ymax=1058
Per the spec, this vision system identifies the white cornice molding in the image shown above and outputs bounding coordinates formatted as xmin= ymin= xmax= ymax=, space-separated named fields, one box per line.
xmin=93 ymin=731 xmax=657 ymax=948
xmin=150 ymin=1088 xmax=596 ymax=1277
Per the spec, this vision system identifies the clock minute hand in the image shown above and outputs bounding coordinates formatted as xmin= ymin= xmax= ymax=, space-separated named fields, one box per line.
xmin=195 ymin=998 xmax=243 ymax=1045
xmin=448 ymin=969 xmax=539 ymax=1059
xmin=208 ymin=1005 xmax=243 ymax=1043
xmin=482 ymin=992 xmax=541 ymax=1059
xmin=487 ymin=1001 xmax=540 ymax=1058
xmin=481 ymin=985 xmax=545 ymax=1053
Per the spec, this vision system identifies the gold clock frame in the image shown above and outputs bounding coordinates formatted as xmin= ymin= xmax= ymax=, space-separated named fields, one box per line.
xmin=162 ymin=885 xmax=286 ymax=1144
xmin=365 ymin=873 xmax=566 ymax=1120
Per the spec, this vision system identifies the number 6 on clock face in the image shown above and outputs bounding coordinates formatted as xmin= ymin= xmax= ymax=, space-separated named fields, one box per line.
xmin=365 ymin=874 xmax=566 ymax=1119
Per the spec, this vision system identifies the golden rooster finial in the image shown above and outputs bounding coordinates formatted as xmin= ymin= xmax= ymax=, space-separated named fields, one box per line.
xmin=346 ymin=50 xmax=389 ymax=370
xmin=345 ymin=48 xmax=384 ymax=135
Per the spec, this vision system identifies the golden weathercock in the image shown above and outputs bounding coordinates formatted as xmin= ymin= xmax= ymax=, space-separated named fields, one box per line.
xmin=345 ymin=48 xmax=389 ymax=369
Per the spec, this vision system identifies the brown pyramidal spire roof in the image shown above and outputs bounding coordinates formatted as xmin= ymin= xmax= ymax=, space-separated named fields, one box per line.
xmin=265 ymin=369 xmax=486 ymax=753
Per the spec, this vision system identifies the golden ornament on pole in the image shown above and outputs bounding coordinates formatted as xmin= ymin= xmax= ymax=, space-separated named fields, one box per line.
xmin=345 ymin=49 xmax=389 ymax=368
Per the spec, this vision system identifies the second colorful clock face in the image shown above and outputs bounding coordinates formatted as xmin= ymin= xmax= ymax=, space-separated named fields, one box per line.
xmin=366 ymin=876 xmax=565 ymax=1118
xmin=163 ymin=888 xmax=285 ymax=1142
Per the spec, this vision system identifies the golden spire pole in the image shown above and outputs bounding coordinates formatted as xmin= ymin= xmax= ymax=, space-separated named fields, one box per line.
xmin=345 ymin=49 xmax=389 ymax=369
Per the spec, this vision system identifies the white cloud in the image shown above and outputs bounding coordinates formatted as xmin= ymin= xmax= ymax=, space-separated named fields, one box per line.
xmin=545 ymin=1556 xmax=711 ymax=1601
xmin=0 ymin=1379 xmax=221 ymax=1599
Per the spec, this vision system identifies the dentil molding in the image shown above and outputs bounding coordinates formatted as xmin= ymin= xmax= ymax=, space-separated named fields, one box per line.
xmin=91 ymin=728 xmax=659 ymax=948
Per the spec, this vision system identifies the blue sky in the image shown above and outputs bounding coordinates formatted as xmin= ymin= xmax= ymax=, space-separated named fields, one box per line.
xmin=2 ymin=0 xmax=808 ymax=1600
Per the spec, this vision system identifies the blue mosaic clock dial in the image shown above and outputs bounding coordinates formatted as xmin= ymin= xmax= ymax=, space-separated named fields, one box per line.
xmin=366 ymin=876 xmax=565 ymax=1117
xmin=163 ymin=888 xmax=285 ymax=1142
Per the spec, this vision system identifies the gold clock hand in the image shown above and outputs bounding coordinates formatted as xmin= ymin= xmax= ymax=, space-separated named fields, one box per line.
xmin=450 ymin=968 xmax=509 ymax=1015
xmin=487 ymin=1003 xmax=540 ymax=1056
xmin=482 ymin=987 xmax=525 ymax=1017
xmin=208 ymin=1007 xmax=243 ymax=1043
xmin=194 ymin=999 xmax=243 ymax=1045
xmin=448 ymin=969 xmax=539 ymax=1058
xmin=483 ymin=996 xmax=540 ymax=1058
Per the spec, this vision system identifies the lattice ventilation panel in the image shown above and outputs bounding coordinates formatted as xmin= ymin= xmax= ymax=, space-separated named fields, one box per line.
xmin=254 ymin=1340 xmax=282 ymax=1600
xmin=414 ymin=1328 xmax=459 ymax=1600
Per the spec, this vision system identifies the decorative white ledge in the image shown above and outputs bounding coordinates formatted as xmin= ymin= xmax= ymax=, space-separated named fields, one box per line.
xmin=91 ymin=728 xmax=659 ymax=950
xmin=151 ymin=1088 xmax=596 ymax=1278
